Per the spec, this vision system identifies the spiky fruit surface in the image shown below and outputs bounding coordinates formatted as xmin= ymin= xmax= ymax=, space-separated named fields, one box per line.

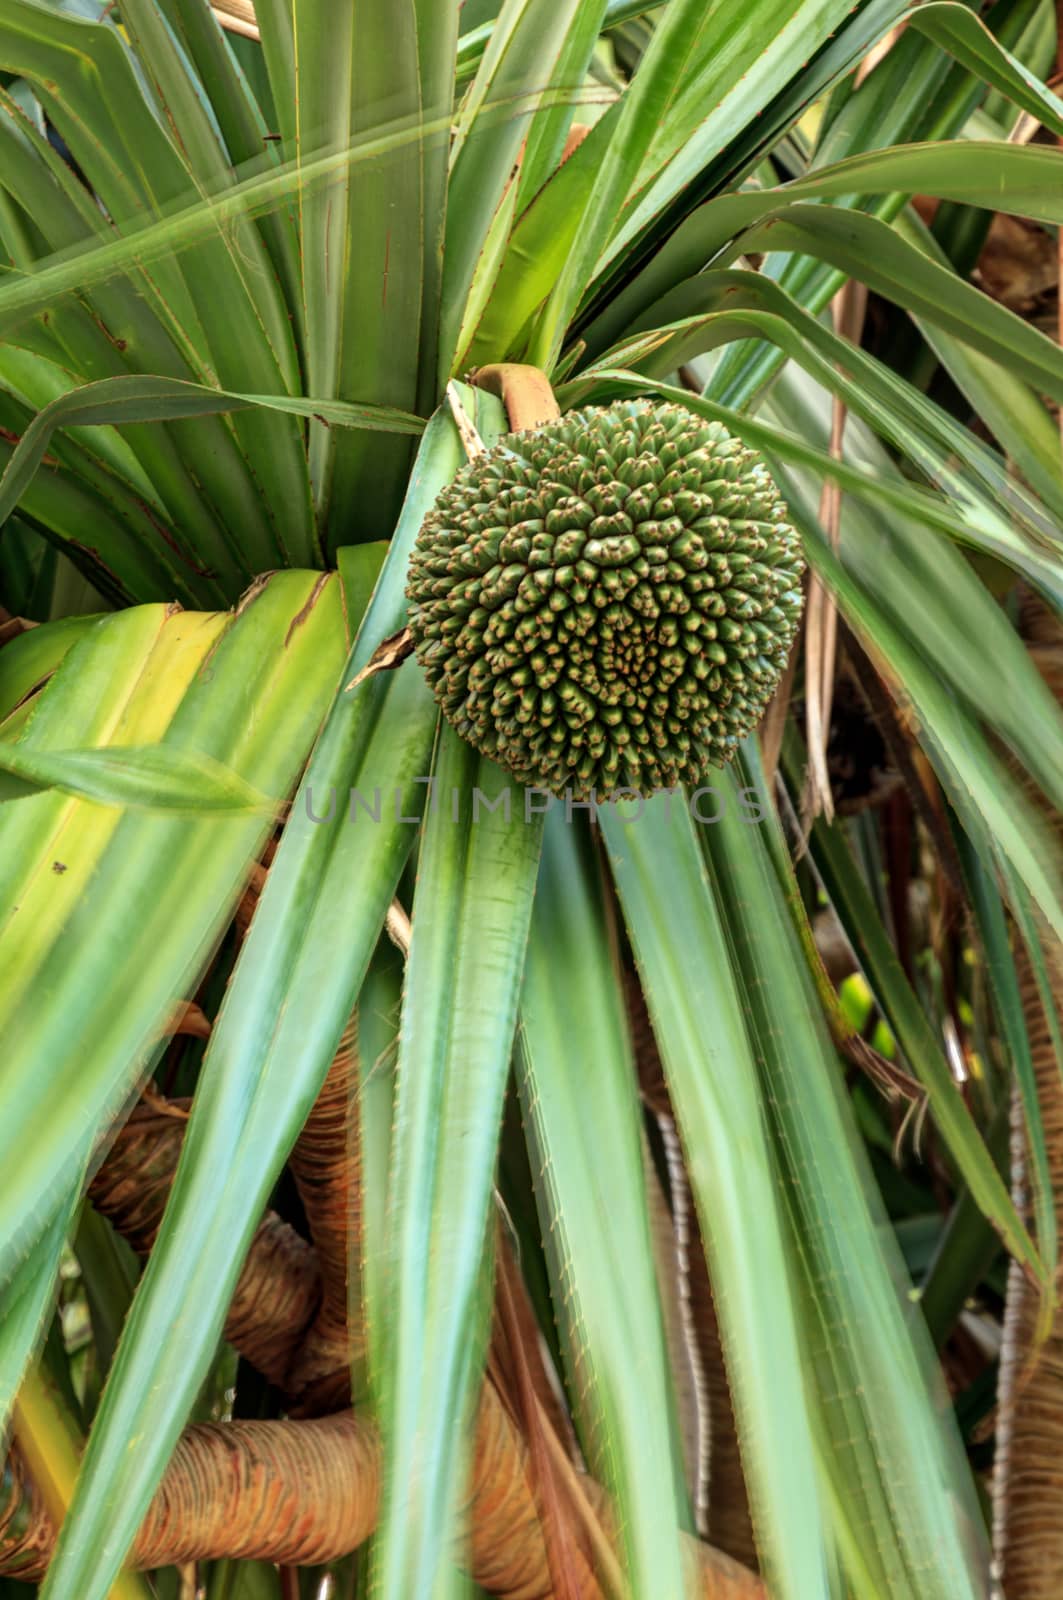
xmin=407 ymin=400 xmax=804 ymax=798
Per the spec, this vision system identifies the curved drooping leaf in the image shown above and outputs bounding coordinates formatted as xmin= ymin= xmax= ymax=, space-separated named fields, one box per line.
xmin=573 ymin=272 xmax=1063 ymax=608
xmin=0 ymin=374 xmax=423 ymax=534
xmin=0 ymin=740 xmax=272 ymax=812
xmin=584 ymin=137 xmax=1063 ymax=357
xmin=764 ymin=365 xmax=1063 ymax=956
xmin=886 ymin=199 xmax=1063 ymax=512
xmin=699 ymin=0 xmax=1044 ymax=409
xmin=717 ymin=201 xmax=1063 ymax=407
xmin=597 ymin=10 xmax=1063 ymax=271
xmin=688 ymin=140 xmax=1063 ymax=266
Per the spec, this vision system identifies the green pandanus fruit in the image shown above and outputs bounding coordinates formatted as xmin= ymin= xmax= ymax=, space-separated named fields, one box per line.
xmin=407 ymin=399 xmax=804 ymax=798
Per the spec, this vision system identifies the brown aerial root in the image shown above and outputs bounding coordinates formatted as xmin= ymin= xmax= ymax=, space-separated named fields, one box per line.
xmin=89 ymin=1098 xmax=319 ymax=1390
xmin=89 ymin=1098 xmax=189 ymax=1257
xmin=0 ymin=1387 xmax=764 ymax=1599
xmin=284 ymin=1018 xmax=361 ymax=1403
xmin=992 ymin=608 xmax=1063 ymax=1599
xmin=67 ymin=1053 xmax=767 ymax=1597
xmin=993 ymin=938 xmax=1063 ymax=1600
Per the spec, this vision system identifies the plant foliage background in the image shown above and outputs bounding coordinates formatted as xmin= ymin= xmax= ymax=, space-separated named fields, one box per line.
xmin=1 ymin=0 xmax=1063 ymax=1597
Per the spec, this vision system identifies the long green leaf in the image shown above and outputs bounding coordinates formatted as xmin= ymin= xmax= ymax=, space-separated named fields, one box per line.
xmin=529 ymin=0 xmax=859 ymax=365
xmin=765 ymin=364 xmax=1063 ymax=957
xmin=0 ymin=90 xmax=284 ymax=594
xmin=599 ymin=794 xmax=831 ymax=1600
xmin=374 ymin=725 xmax=544 ymax=1598
xmin=699 ymin=756 xmax=989 ymax=1600
xmin=782 ymin=728 xmax=1044 ymax=1285
xmin=518 ymin=808 xmax=689 ymax=1598
xmin=160 ymin=0 xmax=303 ymax=320
xmin=703 ymin=0 xmax=1035 ymax=409
xmin=356 ymin=937 xmax=403 ymax=1401
xmin=892 ymin=206 xmax=1063 ymax=519
xmin=441 ymin=0 xmax=606 ymax=376
xmin=626 ymin=130 xmax=1063 ymax=287
xmin=911 ymin=0 xmax=1063 ymax=132
xmin=0 ymin=1187 xmax=81 ymax=1440
xmin=588 ymin=134 xmax=1063 ymax=364
xmin=0 ymin=0 xmax=318 ymax=567
xmin=721 ymin=200 xmax=1063 ymax=407
xmin=953 ymin=831 xmax=1054 ymax=1277
xmin=292 ymin=0 xmax=455 ymax=546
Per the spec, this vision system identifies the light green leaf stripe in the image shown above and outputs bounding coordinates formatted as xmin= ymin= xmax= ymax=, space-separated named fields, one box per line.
xmin=0 ymin=617 xmax=104 ymax=725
